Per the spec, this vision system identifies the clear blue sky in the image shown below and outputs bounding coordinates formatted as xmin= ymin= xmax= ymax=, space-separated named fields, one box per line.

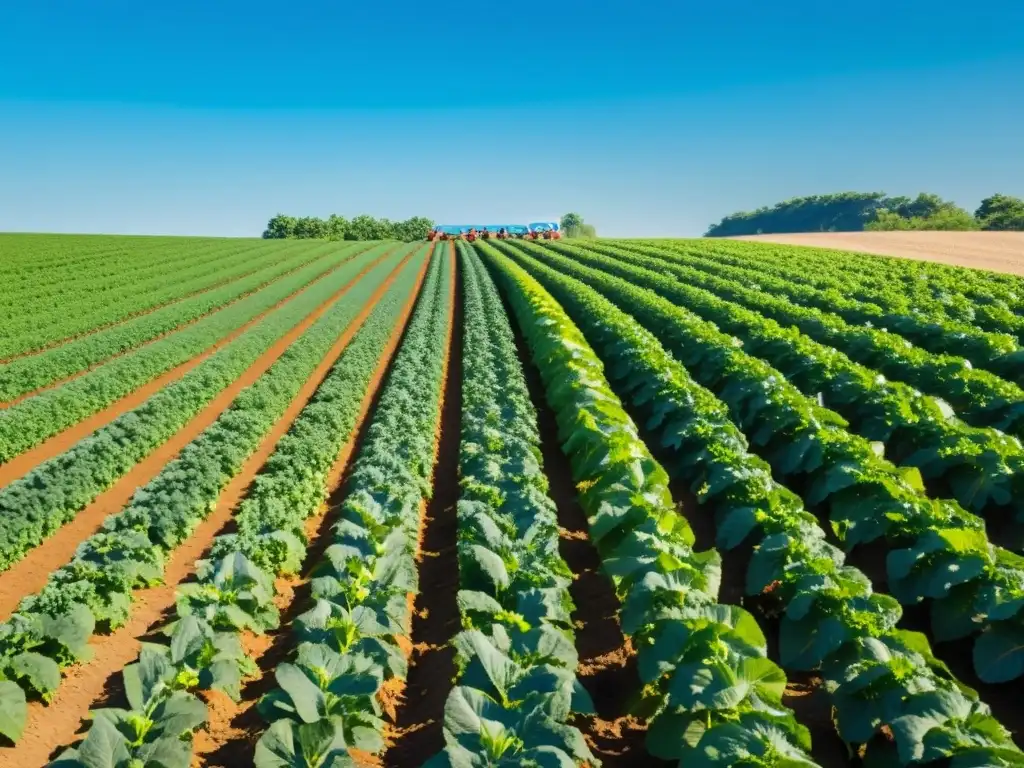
xmin=1 ymin=0 xmax=1022 ymax=237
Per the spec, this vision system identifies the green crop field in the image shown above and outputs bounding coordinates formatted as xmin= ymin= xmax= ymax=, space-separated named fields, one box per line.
xmin=0 ymin=232 xmax=1023 ymax=767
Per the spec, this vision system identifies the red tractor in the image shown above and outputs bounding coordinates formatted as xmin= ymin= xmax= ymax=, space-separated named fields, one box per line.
xmin=427 ymin=226 xmax=466 ymax=242
xmin=527 ymin=222 xmax=562 ymax=240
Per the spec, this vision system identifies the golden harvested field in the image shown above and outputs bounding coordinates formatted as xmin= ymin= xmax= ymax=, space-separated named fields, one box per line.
xmin=733 ymin=230 xmax=1024 ymax=276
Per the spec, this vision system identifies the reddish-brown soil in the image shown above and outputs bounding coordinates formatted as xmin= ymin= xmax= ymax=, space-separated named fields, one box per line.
xmin=190 ymin=249 xmax=435 ymax=766
xmin=0 ymin=247 xmax=366 ymax=407
xmin=0 ymin=250 xmax=419 ymax=766
xmin=0 ymin=245 xmax=364 ymax=366
xmin=0 ymin=249 xmax=403 ymax=623
xmin=733 ymin=231 xmax=1024 ymax=276
xmin=506 ymin=304 xmax=663 ymax=767
xmin=0 ymin=247 xmax=386 ymax=489
xmin=384 ymin=243 xmax=462 ymax=767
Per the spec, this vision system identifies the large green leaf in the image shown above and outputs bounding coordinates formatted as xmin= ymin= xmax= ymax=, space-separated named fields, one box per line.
xmin=276 ymin=663 xmax=328 ymax=724
xmin=0 ymin=680 xmax=26 ymax=744
xmin=974 ymin=625 xmax=1024 ymax=683
xmin=255 ymin=717 xmax=354 ymax=768
xmin=10 ymin=651 xmax=60 ymax=700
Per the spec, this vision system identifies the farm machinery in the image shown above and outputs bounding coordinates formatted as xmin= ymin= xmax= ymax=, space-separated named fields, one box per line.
xmin=426 ymin=225 xmax=465 ymax=242
xmin=427 ymin=223 xmax=557 ymax=242
xmin=526 ymin=222 xmax=562 ymax=240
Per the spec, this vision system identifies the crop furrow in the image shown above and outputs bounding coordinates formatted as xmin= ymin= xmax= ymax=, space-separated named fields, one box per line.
xmin=0 ymin=243 xmax=373 ymax=467
xmin=43 ymin=246 xmax=436 ymax=767
xmin=241 ymin=243 xmax=453 ymax=766
xmin=0 ymin=247 xmax=404 ymax=585
xmin=0 ymin=241 xmax=367 ymax=402
xmin=494 ymin=239 xmax=1024 ymax=688
xmin=531 ymin=240 xmax=1024 ymax=533
xmin=487 ymin=240 xmax=1024 ymax=766
xmin=385 ymin=244 xmax=461 ymax=765
xmin=584 ymin=240 xmax=1024 ymax=436
xmin=0 ymin=249 xmax=424 ymax=752
xmin=477 ymin=240 xmax=819 ymax=767
xmin=654 ymin=238 xmax=1024 ymax=318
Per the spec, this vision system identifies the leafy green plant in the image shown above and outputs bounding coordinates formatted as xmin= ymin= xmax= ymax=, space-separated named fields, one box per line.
xmin=490 ymin=238 xmax=1023 ymax=763
xmin=478 ymin=241 xmax=816 ymax=765
xmin=253 ymin=244 xmax=452 ymax=765
xmin=51 ymin=647 xmax=207 ymax=768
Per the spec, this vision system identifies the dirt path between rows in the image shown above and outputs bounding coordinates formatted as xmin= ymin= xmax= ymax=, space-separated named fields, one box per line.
xmin=0 ymin=248 xmax=401 ymax=622
xmin=0 ymin=250 xmax=421 ymax=766
xmin=192 ymin=250 xmax=438 ymax=767
xmin=0 ymin=248 xmax=379 ymax=489
xmin=384 ymin=244 xmax=462 ymax=767
xmin=733 ymin=232 xmax=1024 ymax=276
xmin=501 ymin=291 xmax=662 ymax=767
xmin=0 ymin=247 xmax=365 ymax=407
xmin=0 ymin=245 xmax=352 ymax=365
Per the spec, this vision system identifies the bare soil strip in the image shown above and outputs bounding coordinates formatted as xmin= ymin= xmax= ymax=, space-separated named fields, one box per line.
xmin=0 ymin=251 xmax=421 ymax=766
xmin=384 ymin=244 xmax=462 ymax=767
xmin=192 ymin=252 xmax=437 ymax=767
xmin=733 ymin=231 xmax=1024 ymax=276
xmin=0 ymin=245 xmax=352 ymax=366
xmin=0 ymin=248 xmax=363 ymax=408
xmin=0 ymin=249 xmax=403 ymax=622
xmin=0 ymin=249 xmax=386 ymax=490
xmin=505 ymin=305 xmax=662 ymax=767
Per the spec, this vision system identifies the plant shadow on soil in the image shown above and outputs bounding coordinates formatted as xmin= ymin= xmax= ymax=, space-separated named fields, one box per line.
xmin=384 ymin=254 xmax=463 ymax=767
xmin=191 ymin=259 xmax=430 ymax=766
xmin=779 ymin=470 xmax=1024 ymax=754
xmin=641 ymin=442 xmax=855 ymax=767
xmin=500 ymin=301 xmax=667 ymax=767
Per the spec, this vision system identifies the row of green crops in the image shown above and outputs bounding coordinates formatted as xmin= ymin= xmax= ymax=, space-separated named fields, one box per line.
xmin=0 ymin=244 xmax=386 ymax=462
xmin=425 ymin=244 xmax=593 ymax=765
xmin=0 ymin=236 xmax=288 ymax=304
xmin=477 ymin=240 xmax=819 ymax=767
xmin=0 ymin=247 xmax=405 ymax=576
xmin=581 ymin=240 xmax=1024 ymax=435
xmin=0 ymin=234 xmax=215 ymax=283
xmin=0 ymin=251 xmax=424 ymax=746
xmin=533 ymin=240 xmax=1024 ymax=529
xmin=492 ymin=241 xmax=1024 ymax=766
xmin=1 ymin=239 xmax=335 ymax=359
xmin=251 ymin=245 xmax=452 ymax=765
xmin=7 ymin=238 xmax=304 ymax=322
xmin=650 ymin=237 xmax=1024 ymax=321
xmin=646 ymin=239 xmax=1024 ymax=345
xmin=49 ymin=249 xmax=433 ymax=767
xmin=0 ymin=237 xmax=272 ymax=318
xmin=0 ymin=241 xmax=364 ymax=401
xmin=633 ymin=239 xmax=1024 ymax=352
xmin=503 ymin=240 xmax=1024 ymax=684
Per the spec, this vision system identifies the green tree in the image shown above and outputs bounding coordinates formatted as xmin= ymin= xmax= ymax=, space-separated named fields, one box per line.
xmin=704 ymin=191 xmax=991 ymax=236
xmin=560 ymin=212 xmax=583 ymax=233
xmin=393 ymin=216 xmax=434 ymax=242
xmin=325 ymin=214 xmax=349 ymax=240
xmin=293 ymin=216 xmax=329 ymax=239
xmin=866 ymin=206 xmax=979 ymax=231
xmin=559 ymin=212 xmax=596 ymax=238
xmin=262 ymin=214 xmax=298 ymax=239
xmin=893 ymin=192 xmax=955 ymax=219
xmin=976 ymin=194 xmax=1024 ymax=231
xmin=345 ymin=214 xmax=387 ymax=240
xmin=705 ymin=192 xmax=893 ymax=236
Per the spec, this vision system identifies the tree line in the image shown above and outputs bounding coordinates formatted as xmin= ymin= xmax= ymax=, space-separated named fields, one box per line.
xmin=262 ymin=214 xmax=436 ymax=242
xmin=263 ymin=212 xmax=598 ymax=240
xmin=705 ymin=192 xmax=1024 ymax=236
